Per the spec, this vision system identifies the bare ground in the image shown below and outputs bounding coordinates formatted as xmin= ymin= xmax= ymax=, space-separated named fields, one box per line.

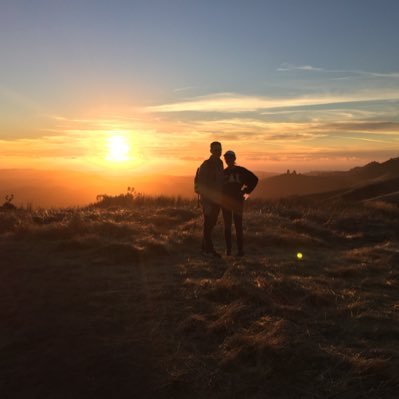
xmin=1 ymin=199 xmax=398 ymax=398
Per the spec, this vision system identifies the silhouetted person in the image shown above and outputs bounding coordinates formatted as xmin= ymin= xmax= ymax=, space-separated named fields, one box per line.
xmin=196 ymin=141 xmax=224 ymax=257
xmin=222 ymin=150 xmax=258 ymax=257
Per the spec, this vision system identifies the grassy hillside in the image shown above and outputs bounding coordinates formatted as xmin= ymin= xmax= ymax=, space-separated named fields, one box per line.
xmin=255 ymin=156 xmax=399 ymax=199
xmin=1 ymin=197 xmax=398 ymax=398
xmin=340 ymin=177 xmax=399 ymax=202
xmin=253 ymin=173 xmax=354 ymax=199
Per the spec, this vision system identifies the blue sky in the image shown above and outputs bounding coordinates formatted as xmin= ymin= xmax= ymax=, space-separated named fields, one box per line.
xmin=1 ymin=0 xmax=399 ymax=173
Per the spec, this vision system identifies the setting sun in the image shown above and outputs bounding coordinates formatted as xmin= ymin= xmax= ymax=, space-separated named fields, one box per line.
xmin=106 ymin=135 xmax=130 ymax=162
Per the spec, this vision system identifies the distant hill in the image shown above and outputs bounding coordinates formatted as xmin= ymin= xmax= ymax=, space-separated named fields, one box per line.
xmin=1 ymin=157 xmax=398 ymax=207
xmin=253 ymin=156 xmax=399 ymax=201
xmin=346 ymin=157 xmax=399 ymax=181
xmin=0 ymin=170 xmax=197 ymax=207
xmin=253 ymin=173 xmax=353 ymax=199
xmin=0 ymin=167 xmax=281 ymax=208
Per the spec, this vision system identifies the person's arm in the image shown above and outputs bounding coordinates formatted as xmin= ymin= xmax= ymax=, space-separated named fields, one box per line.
xmin=241 ymin=168 xmax=258 ymax=194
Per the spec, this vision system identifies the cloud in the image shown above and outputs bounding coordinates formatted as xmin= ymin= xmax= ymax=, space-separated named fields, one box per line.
xmin=3 ymin=99 xmax=397 ymax=172
xmin=168 ymin=115 xmax=399 ymax=147
xmin=260 ymin=108 xmax=382 ymax=122
xmin=173 ymin=86 xmax=197 ymax=93
xmin=0 ymin=135 xmax=92 ymax=158
xmin=277 ymin=63 xmax=399 ymax=79
xmin=146 ymin=91 xmax=399 ymax=114
xmin=327 ymin=121 xmax=399 ymax=133
xmin=347 ymin=70 xmax=399 ymax=79
xmin=277 ymin=63 xmax=324 ymax=72
xmin=339 ymin=136 xmax=392 ymax=144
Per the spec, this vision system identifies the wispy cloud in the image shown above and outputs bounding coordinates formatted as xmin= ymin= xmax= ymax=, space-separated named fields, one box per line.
xmin=277 ymin=63 xmax=399 ymax=79
xmin=181 ymin=117 xmax=399 ymax=145
xmin=327 ymin=121 xmax=399 ymax=134
xmin=3 ymin=98 xmax=397 ymax=173
xmin=339 ymin=136 xmax=392 ymax=144
xmin=245 ymin=149 xmax=399 ymax=163
xmin=191 ymin=118 xmax=326 ymax=141
xmin=0 ymin=135 xmax=93 ymax=158
xmin=147 ymin=90 xmax=399 ymax=113
xmin=277 ymin=63 xmax=324 ymax=72
xmin=173 ymin=86 xmax=198 ymax=93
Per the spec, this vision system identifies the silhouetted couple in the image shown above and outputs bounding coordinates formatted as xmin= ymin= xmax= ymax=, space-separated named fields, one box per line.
xmin=196 ymin=141 xmax=258 ymax=258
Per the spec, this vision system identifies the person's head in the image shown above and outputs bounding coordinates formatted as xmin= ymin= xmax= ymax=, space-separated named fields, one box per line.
xmin=224 ymin=150 xmax=236 ymax=167
xmin=210 ymin=141 xmax=222 ymax=158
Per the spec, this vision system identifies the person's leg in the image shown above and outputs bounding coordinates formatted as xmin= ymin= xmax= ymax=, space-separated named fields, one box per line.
xmin=203 ymin=202 xmax=220 ymax=253
xmin=209 ymin=204 xmax=220 ymax=229
xmin=208 ymin=204 xmax=220 ymax=254
xmin=222 ymin=207 xmax=233 ymax=255
xmin=202 ymin=200 xmax=212 ymax=251
xmin=234 ymin=203 xmax=244 ymax=256
xmin=203 ymin=215 xmax=213 ymax=252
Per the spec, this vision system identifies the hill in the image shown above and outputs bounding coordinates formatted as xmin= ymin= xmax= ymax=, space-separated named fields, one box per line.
xmin=339 ymin=176 xmax=399 ymax=203
xmin=1 ymin=157 xmax=398 ymax=207
xmin=254 ymin=156 xmax=399 ymax=200
xmin=347 ymin=157 xmax=399 ymax=181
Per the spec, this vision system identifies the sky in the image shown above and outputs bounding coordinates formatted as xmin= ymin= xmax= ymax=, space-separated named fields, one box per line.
xmin=1 ymin=0 xmax=399 ymax=175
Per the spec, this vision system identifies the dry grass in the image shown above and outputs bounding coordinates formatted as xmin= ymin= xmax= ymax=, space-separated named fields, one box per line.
xmin=0 ymin=197 xmax=398 ymax=398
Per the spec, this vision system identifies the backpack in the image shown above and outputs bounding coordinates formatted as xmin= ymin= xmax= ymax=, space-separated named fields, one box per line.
xmin=194 ymin=167 xmax=201 ymax=194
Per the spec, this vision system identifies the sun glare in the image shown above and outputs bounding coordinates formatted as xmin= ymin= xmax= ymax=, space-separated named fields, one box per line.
xmin=106 ymin=135 xmax=130 ymax=162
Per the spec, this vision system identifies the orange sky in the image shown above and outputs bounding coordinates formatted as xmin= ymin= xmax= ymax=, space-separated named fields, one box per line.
xmin=1 ymin=101 xmax=398 ymax=176
xmin=1 ymin=2 xmax=399 ymax=176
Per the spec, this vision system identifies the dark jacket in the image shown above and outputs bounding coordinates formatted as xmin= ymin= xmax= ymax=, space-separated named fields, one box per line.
xmin=197 ymin=156 xmax=224 ymax=204
xmin=222 ymin=166 xmax=258 ymax=211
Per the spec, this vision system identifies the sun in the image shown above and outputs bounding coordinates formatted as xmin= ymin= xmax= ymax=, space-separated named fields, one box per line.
xmin=106 ymin=135 xmax=130 ymax=162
